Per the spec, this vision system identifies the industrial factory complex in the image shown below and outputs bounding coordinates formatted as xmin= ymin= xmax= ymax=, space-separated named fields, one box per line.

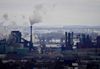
xmin=0 ymin=26 xmax=100 ymax=69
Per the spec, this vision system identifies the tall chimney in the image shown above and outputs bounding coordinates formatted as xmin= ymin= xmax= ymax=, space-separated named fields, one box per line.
xmin=29 ymin=25 xmax=33 ymax=51
xmin=30 ymin=25 xmax=32 ymax=43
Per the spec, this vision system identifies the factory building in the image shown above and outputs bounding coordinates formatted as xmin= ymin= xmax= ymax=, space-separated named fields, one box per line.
xmin=0 ymin=39 xmax=6 ymax=53
xmin=0 ymin=31 xmax=31 ymax=56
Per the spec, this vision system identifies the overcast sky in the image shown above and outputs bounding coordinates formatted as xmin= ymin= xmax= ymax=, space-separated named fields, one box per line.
xmin=0 ymin=0 xmax=100 ymax=27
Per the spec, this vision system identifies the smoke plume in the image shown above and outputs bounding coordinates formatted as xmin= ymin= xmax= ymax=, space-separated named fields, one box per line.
xmin=3 ymin=13 xmax=9 ymax=20
xmin=29 ymin=4 xmax=44 ymax=25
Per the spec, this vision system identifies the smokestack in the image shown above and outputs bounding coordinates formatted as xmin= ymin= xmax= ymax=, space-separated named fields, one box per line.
xmin=30 ymin=25 xmax=32 ymax=43
xmin=65 ymin=32 xmax=73 ymax=50
xmin=29 ymin=4 xmax=43 ymax=50
xmin=65 ymin=32 xmax=68 ymax=48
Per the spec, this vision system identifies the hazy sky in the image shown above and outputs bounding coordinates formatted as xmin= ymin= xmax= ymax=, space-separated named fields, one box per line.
xmin=0 ymin=0 xmax=100 ymax=27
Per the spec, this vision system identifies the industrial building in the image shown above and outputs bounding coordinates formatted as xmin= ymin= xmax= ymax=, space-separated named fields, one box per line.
xmin=0 ymin=30 xmax=100 ymax=69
